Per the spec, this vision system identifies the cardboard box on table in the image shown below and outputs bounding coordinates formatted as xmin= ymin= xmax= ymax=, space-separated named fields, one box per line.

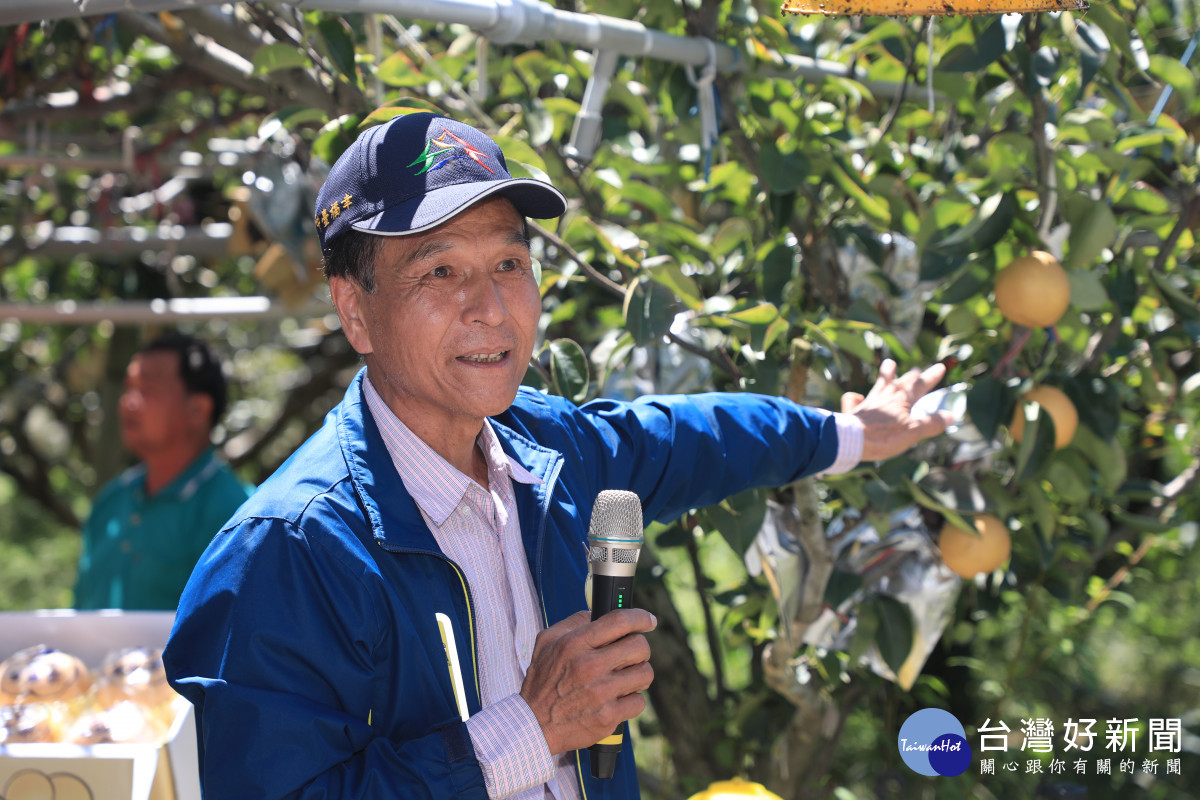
xmin=0 ymin=610 xmax=200 ymax=800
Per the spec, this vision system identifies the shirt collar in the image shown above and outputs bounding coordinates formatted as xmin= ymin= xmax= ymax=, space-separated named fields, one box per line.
xmin=363 ymin=374 xmax=539 ymax=527
xmin=125 ymin=447 xmax=221 ymax=501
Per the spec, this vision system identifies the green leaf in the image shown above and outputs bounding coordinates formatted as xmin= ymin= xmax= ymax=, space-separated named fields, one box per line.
xmin=1032 ymin=46 xmax=1060 ymax=88
xmin=1062 ymin=198 xmax=1117 ymax=270
xmin=490 ymin=134 xmax=551 ymax=182
xmin=252 ymin=43 xmax=309 ymax=75
xmin=698 ymin=488 xmax=768 ymax=556
xmin=358 ymin=98 xmax=446 ymax=129
xmin=849 ymin=600 xmax=877 ymax=663
xmin=938 ymin=254 xmax=994 ymax=304
xmin=904 ymin=477 xmax=973 ymax=534
xmin=757 ymin=244 xmax=794 ymax=308
xmin=1084 ymin=2 xmax=1137 ymax=71
xmin=937 ymin=17 xmax=1006 ymax=73
xmin=548 ymin=338 xmax=589 ymax=404
xmin=1013 ymin=402 xmax=1057 ymax=484
xmin=258 ymin=106 xmax=328 ymax=139
xmin=622 ymin=277 xmax=677 ymax=347
xmin=1027 ymin=480 xmax=1056 ymax=547
xmin=1045 ymin=458 xmax=1090 ymax=506
xmin=712 ymin=217 xmax=752 ymax=258
xmin=1111 ymin=507 xmax=1177 ymax=534
xmin=919 ymin=249 xmax=967 ymax=283
xmin=930 ymin=193 xmax=1016 ymax=257
xmin=1115 ymin=183 xmax=1170 ymax=215
xmin=312 ymin=114 xmax=364 ymax=166
xmin=1148 ymin=270 xmax=1200 ymax=322
xmin=917 ymin=468 xmax=989 ymax=514
xmin=1062 ymin=373 xmax=1121 ymax=440
xmin=726 ymin=303 xmax=780 ymax=325
xmin=870 ymin=595 xmax=914 ymax=678
xmin=757 ymin=142 xmax=809 ymax=195
xmin=827 ymin=156 xmax=890 ymax=224
xmin=967 ymin=377 xmax=1013 ymax=442
xmin=1066 ymin=270 xmax=1110 ymax=311
xmin=376 ymin=52 xmax=432 ymax=87
xmin=1148 ymin=54 xmax=1196 ymax=97
xmin=1072 ymin=424 xmax=1127 ymax=493
xmin=645 ymin=258 xmax=703 ymax=311
xmin=824 ymin=569 xmax=864 ymax=609
xmin=1073 ymin=21 xmax=1110 ymax=89
xmin=317 ymin=17 xmax=358 ymax=85
xmin=1115 ymin=127 xmax=1184 ymax=153
xmin=521 ymin=98 xmax=555 ymax=147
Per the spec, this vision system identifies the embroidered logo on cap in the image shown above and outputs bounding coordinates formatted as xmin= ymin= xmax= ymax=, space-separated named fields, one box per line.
xmin=408 ymin=129 xmax=496 ymax=176
xmin=315 ymin=193 xmax=353 ymax=231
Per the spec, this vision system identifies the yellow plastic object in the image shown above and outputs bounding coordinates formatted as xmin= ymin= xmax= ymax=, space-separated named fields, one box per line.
xmin=686 ymin=778 xmax=785 ymax=800
xmin=782 ymin=0 xmax=1087 ymax=15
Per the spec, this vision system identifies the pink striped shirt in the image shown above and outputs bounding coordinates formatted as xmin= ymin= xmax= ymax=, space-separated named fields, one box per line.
xmin=364 ymin=378 xmax=581 ymax=800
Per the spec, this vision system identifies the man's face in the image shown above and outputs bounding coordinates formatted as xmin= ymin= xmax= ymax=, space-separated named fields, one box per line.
xmin=334 ymin=197 xmax=542 ymax=440
xmin=119 ymin=350 xmax=193 ymax=459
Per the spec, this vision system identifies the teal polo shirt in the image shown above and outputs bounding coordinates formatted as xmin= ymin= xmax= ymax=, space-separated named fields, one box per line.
xmin=74 ymin=447 xmax=253 ymax=611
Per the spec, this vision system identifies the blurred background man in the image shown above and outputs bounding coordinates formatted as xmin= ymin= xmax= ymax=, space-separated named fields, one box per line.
xmin=73 ymin=333 xmax=252 ymax=611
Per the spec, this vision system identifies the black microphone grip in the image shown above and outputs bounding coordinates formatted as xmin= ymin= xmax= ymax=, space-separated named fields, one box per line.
xmin=590 ymin=573 xmax=635 ymax=622
xmin=588 ymin=572 xmax=635 ymax=780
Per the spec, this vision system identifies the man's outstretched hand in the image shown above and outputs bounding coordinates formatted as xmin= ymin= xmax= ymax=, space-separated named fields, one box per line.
xmin=842 ymin=359 xmax=954 ymax=463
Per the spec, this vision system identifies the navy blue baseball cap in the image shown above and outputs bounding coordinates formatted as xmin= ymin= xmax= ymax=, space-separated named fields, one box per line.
xmin=314 ymin=113 xmax=567 ymax=253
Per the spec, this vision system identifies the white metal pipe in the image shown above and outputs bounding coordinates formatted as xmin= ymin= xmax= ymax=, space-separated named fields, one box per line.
xmin=0 ymin=0 xmax=196 ymax=25
xmin=0 ymin=0 xmax=922 ymax=99
xmin=0 ymin=296 xmax=331 ymax=325
xmin=15 ymin=224 xmax=235 ymax=259
xmin=0 ymin=0 xmax=920 ymax=98
xmin=565 ymin=49 xmax=619 ymax=162
xmin=0 ymin=0 xmax=738 ymax=71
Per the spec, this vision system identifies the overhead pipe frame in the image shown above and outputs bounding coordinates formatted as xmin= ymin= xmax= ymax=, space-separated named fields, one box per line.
xmin=0 ymin=0 xmax=911 ymax=161
xmin=1 ymin=0 xmax=933 ymax=323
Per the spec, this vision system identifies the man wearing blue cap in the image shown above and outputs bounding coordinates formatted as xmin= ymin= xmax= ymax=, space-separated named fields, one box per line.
xmin=164 ymin=113 xmax=950 ymax=799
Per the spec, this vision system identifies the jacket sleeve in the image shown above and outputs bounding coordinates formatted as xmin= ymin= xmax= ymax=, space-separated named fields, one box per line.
xmin=529 ymin=390 xmax=842 ymax=524
xmin=163 ymin=516 xmax=488 ymax=800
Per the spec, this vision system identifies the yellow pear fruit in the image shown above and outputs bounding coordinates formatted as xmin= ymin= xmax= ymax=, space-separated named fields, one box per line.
xmin=1010 ymin=385 xmax=1078 ymax=449
xmin=687 ymin=778 xmax=785 ymax=800
xmin=938 ymin=513 xmax=1011 ymax=578
xmin=994 ymin=250 xmax=1071 ymax=328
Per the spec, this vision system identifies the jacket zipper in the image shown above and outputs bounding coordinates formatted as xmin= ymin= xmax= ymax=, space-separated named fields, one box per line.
xmin=376 ymin=544 xmax=482 ymax=714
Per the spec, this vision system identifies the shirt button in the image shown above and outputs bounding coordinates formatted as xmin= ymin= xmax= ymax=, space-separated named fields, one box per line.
xmin=120 ymin=541 xmax=133 ymax=554
xmin=129 ymin=513 xmax=141 ymax=526
xmin=461 ymin=507 xmax=472 ymax=517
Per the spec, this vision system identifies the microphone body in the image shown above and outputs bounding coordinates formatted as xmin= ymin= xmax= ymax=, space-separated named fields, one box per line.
xmin=585 ymin=490 xmax=644 ymax=780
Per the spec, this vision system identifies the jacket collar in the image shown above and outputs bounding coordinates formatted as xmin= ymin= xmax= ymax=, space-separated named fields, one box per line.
xmin=336 ymin=368 xmax=562 ymax=553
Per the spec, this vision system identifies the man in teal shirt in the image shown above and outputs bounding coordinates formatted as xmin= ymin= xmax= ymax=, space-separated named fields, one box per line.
xmin=74 ymin=334 xmax=253 ymax=611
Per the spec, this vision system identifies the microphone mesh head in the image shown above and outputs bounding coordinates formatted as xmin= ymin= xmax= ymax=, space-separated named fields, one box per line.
xmin=587 ymin=490 xmax=643 ymax=543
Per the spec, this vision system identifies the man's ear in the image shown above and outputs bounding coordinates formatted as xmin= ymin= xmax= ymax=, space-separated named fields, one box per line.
xmin=188 ymin=393 xmax=214 ymax=431
xmin=329 ymin=276 xmax=373 ymax=356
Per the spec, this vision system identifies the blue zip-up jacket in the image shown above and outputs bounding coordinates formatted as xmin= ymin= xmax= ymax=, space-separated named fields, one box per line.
xmin=163 ymin=369 xmax=842 ymax=799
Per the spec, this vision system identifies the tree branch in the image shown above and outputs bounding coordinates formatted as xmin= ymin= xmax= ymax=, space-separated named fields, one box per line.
xmin=637 ymin=546 xmax=722 ymax=789
xmin=115 ymin=12 xmax=361 ymax=118
xmin=0 ymin=427 xmax=81 ymax=530
xmin=685 ymin=523 xmax=728 ymax=706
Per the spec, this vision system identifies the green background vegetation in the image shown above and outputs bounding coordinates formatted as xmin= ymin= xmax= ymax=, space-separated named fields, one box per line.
xmin=2 ymin=0 xmax=1198 ymax=796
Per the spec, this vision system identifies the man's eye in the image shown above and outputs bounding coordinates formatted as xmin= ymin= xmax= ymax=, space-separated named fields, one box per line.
xmin=499 ymin=259 xmax=521 ymax=272
xmin=430 ymin=266 xmax=450 ymax=278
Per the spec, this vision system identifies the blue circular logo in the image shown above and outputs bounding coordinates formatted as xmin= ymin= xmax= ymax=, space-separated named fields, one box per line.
xmin=897 ymin=708 xmax=972 ymax=777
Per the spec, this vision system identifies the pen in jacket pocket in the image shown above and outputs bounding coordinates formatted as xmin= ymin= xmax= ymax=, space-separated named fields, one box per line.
xmin=435 ymin=612 xmax=469 ymax=722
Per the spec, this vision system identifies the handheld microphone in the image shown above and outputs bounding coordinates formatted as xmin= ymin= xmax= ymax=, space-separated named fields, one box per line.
xmin=585 ymin=489 xmax=644 ymax=780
